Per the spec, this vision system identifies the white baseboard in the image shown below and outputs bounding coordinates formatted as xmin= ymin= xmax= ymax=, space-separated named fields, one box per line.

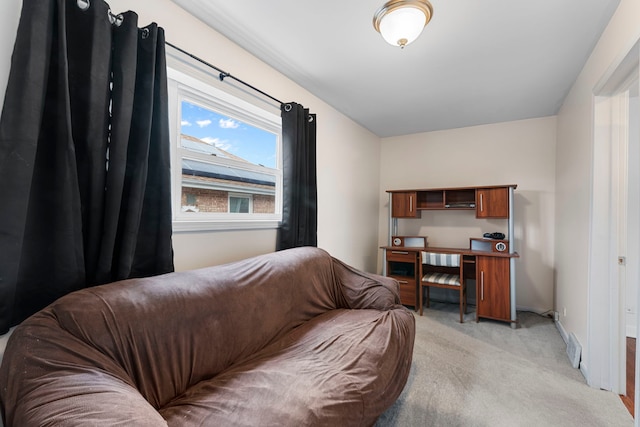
xmin=555 ymin=318 xmax=569 ymax=344
xmin=554 ymin=319 xmax=588 ymax=382
xmin=579 ymin=360 xmax=589 ymax=383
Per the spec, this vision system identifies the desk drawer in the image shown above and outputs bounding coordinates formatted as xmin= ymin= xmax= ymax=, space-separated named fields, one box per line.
xmin=389 ymin=276 xmax=416 ymax=306
xmin=386 ymin=250 xmax=417 ymax=263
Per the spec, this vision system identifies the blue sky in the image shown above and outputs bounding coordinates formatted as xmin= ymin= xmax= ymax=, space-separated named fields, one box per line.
xmin=180 ymin=100 xmax=277 ymax=168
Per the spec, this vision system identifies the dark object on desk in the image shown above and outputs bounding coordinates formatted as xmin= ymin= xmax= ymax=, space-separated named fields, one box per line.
xmin=483 ymin=232 xmax=505 ymax=240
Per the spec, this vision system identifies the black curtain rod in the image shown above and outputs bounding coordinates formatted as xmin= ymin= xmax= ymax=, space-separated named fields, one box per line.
xmin=165 ymin=41 xmax=284 ymax=106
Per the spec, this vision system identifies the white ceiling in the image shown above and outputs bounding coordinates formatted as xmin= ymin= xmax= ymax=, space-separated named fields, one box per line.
xmin=170 ymin=0 xmax=620 ymax=138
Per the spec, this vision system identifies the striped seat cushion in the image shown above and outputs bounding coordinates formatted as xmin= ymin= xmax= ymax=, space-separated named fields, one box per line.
xmin=422 ymin=272 xmax=461 ymax=286
xmin=421 ymin=252 xmax=460 ymax=267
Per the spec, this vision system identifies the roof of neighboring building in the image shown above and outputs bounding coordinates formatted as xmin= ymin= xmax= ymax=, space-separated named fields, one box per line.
xmin=182 ymin=159 xmax=275 ymax=187
xmin=180 ymin=134 xmax=274 ymax=187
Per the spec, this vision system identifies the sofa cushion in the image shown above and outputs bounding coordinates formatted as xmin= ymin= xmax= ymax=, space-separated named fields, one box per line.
xmin=160 ymin=308 xmax=413 ymax=425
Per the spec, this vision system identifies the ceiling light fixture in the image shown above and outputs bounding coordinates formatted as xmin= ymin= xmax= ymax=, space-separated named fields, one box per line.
xmin=373 ymin=0 xmax=433 ymax=49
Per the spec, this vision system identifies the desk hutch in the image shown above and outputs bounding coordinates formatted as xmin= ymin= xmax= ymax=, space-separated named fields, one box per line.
xmin=381 ymin=185 xmax=519 ymax=327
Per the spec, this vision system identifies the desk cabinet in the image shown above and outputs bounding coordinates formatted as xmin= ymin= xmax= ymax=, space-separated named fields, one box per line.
xmin=476 ymin=256 xmax=510 ymax=322
xmin=476 ymin=187 xmax=509 ymax=218
xmin=391 ymin=192 xmax=418 ymax=218
xmin=386 ymin=249 xmax=419 ymax=307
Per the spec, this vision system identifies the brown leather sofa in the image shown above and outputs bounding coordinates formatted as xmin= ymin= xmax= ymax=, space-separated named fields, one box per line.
xmin=0 ymin=247 xmax=415 ymax=426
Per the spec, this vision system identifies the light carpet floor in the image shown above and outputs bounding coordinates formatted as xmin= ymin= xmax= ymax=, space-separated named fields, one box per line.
xmin=376 ymin=303 xmax=634 ymax=426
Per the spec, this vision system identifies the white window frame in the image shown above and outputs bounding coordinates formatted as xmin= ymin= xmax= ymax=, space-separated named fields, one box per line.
xmin=228 ymin=193 xmax=252 ymax=213
xmin=167 ymin=60 xmax=282 ymax=232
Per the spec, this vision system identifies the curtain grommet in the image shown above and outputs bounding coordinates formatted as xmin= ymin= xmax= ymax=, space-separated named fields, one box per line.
xmin=141 ymin=28 xmax=150 ymax=39
xmin=284 ymin=104 xmax=293 ymax=112
xmin=108 ymin=10 xmax=124 ymax=27
xmin=77 ymin=0 xmax=90 ymax=11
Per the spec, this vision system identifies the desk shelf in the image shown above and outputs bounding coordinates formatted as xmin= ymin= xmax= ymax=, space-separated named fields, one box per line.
xmin=417 ymin=189 xmax=477 ymax=210
xmin=418 ymin=191 xmax=444 ymax=209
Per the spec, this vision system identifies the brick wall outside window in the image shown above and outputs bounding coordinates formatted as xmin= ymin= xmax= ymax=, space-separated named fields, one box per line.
xmin=181 ymin=188 xmax=275 ymax=213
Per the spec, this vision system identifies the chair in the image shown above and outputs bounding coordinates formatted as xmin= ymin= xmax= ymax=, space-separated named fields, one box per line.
xmin=419 ymin=252 xmax=467 ymax=322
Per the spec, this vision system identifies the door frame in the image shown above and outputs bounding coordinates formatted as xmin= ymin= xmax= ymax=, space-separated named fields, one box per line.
xmin=588 ymin=37 xmax=639 ymax=421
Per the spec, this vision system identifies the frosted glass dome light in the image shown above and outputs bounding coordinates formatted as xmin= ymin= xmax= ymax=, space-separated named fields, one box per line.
xmin=373 ymin=0 xmax=433 ymax=48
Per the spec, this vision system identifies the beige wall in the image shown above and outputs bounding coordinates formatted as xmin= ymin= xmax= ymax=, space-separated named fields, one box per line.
xmin=0 ymin=0 xmax=382 ymax=273
xmin=555 ymin=0 xmax=640 ymax=363
xmin=378 ymin=117 xmax=557 ymax=312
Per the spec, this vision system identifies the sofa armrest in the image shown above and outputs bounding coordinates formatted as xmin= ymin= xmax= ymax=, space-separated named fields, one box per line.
xmin=6 ymin=378 xmax=167 ymax=427
xmin=0 ymin=321 xmax=168 ymax=427
xmin=331 ymin=257 xmax=401 ymax=310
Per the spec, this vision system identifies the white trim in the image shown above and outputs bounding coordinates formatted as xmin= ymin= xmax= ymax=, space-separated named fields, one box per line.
xmin=627 ymin=323 xmax=637 ymax=339
xmin=587 ymin=91 xmax=627 ymax=393
xmin=615 ymin=90 xmax=630 ymax=394
xmin=633 ymin=48 xmax=640 ymax=427
xmin=587 ymin=94 xmax=611 ymax=391
xmin=555 ymin=318 xmax=569 ymax=345
xmin=580 ymin=360 xmax=589 ymax=383
xmin=588 ymin=38 xmax=639 ymax=396
xmin=556 ymin=319 xmax=589 ymax=382
xmin=173 ymin=219 xmax=280 ymax=232
xmin=166 ymin=58 xmax=283 ymax=231
xmin=167 ymin=68 xmax=280 ymax=127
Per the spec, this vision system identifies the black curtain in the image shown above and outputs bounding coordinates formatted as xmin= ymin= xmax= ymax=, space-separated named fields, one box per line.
xmin=0 ymin=0 xmax=174 ymax=334
xmin=277 ymin=102 xmax=317 ymax=250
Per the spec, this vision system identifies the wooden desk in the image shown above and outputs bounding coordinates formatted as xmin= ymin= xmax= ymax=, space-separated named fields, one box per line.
xmin=381 ymin=246 xmax=519 ymax=324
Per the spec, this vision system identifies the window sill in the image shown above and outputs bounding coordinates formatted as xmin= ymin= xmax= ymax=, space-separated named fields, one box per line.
xmin=172 ymin=219 xmax=280 ymax=233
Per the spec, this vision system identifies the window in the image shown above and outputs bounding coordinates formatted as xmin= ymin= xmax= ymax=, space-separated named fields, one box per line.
xmin=229 ymin=194 xmax=251 ymax=213
xmin=167 ymin=54 xmax=282 ymax=231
